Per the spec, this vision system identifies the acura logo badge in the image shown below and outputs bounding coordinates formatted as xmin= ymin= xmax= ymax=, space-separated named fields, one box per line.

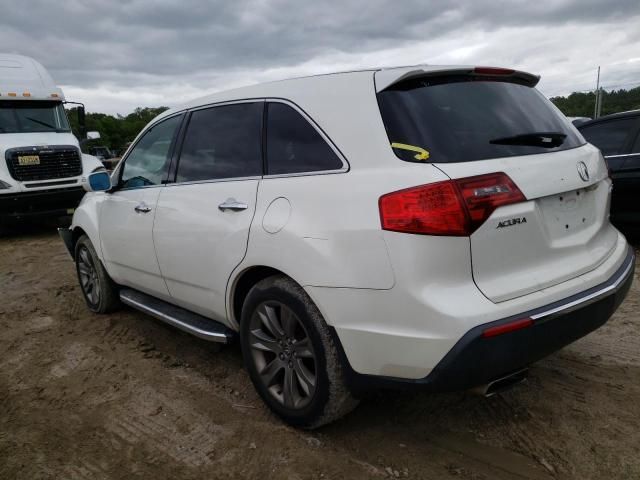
xmin=577 ymin=161 xmax=589 ymax=182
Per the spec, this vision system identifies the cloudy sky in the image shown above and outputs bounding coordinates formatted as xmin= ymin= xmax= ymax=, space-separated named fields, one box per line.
xmin=1 ymin=0 xmax=639 ymax=115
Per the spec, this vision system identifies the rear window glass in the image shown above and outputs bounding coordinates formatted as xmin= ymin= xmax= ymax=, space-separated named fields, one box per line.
xmin=377 ymin=76 xmax=585 ymax=163
xmin=579 ymin=117 xmax=636 ymax=156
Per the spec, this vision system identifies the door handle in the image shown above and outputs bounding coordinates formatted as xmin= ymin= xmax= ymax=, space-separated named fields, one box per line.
xmin=134 ymin=202 xmax=152 ymax=213
xmin=218 ymin=198 xmax=248 ymax=212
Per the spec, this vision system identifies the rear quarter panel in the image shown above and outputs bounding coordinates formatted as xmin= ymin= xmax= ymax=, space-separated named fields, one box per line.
xmin=231 ymin=163 xmax=451 ymax=324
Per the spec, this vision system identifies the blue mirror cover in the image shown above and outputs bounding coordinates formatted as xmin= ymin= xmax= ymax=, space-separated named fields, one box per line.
xmin=88 ymin=171 xmax=111 ymax=191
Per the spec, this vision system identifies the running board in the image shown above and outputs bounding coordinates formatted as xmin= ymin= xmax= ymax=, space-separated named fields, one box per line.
xmin=119 ymin=289 xmax=234 ymax=343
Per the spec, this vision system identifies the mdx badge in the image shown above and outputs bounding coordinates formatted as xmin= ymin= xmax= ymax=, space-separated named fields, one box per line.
xmin=577 ymin=161 xmax=590 ymax=182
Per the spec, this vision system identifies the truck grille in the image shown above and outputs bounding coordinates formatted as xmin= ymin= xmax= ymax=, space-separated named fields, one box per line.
xmin=5 ymin=145 xmax=82 ymax=182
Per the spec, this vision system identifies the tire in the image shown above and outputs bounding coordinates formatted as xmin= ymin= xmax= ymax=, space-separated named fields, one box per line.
xmin=240 ymin=275 xmax=358 ymax=428
xmin=74 ymin=234 xmax=121 ymax=314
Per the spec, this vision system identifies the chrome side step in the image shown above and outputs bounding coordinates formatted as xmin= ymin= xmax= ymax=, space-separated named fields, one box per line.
xmin=120 ymin=289 xmax=234 ymax=343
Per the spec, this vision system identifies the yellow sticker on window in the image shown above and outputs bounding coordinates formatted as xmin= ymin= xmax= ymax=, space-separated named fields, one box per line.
xmin=391 ymin=142 xmax=430 ymax=161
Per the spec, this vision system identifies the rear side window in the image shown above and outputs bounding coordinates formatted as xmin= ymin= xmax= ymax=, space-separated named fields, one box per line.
xmin=377 ymin=76 xmax=585 ymax=163
xmin=177 ymin=103 xmax=263 ymax=182
xmin=266 ymin=102 xmax=343 ymax=175
xmin=580 ymin=118 xmax=636 ymax=156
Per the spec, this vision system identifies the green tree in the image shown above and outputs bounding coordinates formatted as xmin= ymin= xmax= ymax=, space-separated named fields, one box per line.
xmin=551 ymin=86 xmax=640 ymax=117
xmin=65 ymin=106 xmax=169 ymax=154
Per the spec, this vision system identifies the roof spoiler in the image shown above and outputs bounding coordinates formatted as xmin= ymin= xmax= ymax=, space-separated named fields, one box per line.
xmin=375 ymin=65 xmax=540 ymax=92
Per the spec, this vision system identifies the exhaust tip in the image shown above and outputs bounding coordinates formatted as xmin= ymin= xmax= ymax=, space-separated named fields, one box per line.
xmin=471 ymin=368 xmax=528 ymax=397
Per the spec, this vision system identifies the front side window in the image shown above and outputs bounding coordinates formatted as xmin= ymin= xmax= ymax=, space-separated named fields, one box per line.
xmin=580 ymin=118 xmax=636 ymax=156
xmin=266 ymin=102 xmax=343 ymax=175
xmin=120 ymin=114 xmax=182 ymax=189
xmin=176 ymin=103 xmax=263 ymax=182
xmin=0 ymin=100 xmax=70 ymax=133
xmin=378 ymin=76 xmax=585 ymax=163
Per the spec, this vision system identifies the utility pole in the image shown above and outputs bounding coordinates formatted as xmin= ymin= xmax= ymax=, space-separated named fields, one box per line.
xmin=597 ymin=85 xmax=603 ymax=118
xmin=594 ymin=66 xmax=601 ymax=119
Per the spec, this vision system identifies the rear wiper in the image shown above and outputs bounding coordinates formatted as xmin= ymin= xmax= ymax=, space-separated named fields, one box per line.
xmin=489 ymin=132 xmax=567 ymax=148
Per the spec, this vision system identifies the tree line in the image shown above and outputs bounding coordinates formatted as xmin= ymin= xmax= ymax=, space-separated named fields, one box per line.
xmin=550 ymin=86 xmax=640 ymax=118
xmin=66 ymin=106 xmax=169 ymax=155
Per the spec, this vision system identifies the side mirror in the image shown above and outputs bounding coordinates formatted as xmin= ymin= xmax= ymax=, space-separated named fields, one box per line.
xmin=83 ymin=170 xmax=112 ymax=192
xmin=78 ymin=105 xmax=86 ymax=139
xmin=87 ymin=131 xmax=101 ymax=140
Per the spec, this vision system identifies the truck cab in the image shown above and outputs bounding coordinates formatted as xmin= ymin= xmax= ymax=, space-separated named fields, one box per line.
xmin=0 ymin=54 xmax=103 ymax=223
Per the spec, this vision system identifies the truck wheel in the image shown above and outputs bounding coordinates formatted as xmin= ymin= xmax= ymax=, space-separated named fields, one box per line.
xmin=75 ymin=235 xmax=120 ymax=313
xmin=240 ymin=275 xmax=358 ymax=428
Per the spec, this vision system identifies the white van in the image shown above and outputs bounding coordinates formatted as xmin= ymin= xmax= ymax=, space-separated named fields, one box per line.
xmin=0 ymin=54 xmax=103 ymax=222
xmin=61 ymin=66 xmax=634 ymax=428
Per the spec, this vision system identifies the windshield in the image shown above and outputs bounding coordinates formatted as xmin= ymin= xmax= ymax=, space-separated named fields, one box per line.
xmin=377 ymin=76 xmax=585 ymax=163
xmin=0 ymin=100 xmax=71 ymax=133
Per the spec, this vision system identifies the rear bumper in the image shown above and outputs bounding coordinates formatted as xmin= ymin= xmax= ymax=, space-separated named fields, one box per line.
xmin=0 ymin=187 xmax=85 ymax=220
xmin=344 ymin=245 xmax=635 ymax=393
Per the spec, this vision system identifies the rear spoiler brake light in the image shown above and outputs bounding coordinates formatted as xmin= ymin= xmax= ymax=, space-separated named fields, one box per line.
xmin=375 ymin=66 xmax=540 ymax=92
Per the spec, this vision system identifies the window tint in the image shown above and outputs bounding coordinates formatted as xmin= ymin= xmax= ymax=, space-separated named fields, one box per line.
xmin=121 ymin=115 xmax=182 ymax=189
xmin=176 ymin=103 xmax=263 ymax=182
xmin=633 ymin=131 xmax=640 ymax=153
xmin=266 ymin=102 xmax=343 ymax=175
xmin=377 ymin=76 xmax=585 ymax=163
xmin=579 ymin=118 xmax=636 ymax=156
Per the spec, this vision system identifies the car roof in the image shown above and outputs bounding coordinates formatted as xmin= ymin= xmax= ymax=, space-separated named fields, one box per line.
xmin=142 ymin=64 xmax=539 ymax=170
xmin=154 ymin=64 xmax=538 ymax=123
xmin=578 ymin=109 xmax=640 ymax=128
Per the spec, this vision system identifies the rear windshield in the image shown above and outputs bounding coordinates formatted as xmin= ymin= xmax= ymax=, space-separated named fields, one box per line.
xmin=377 ymin=76 xmax=585 ymax=163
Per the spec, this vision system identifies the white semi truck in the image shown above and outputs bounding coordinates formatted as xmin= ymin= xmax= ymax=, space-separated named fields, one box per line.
xmin=0 ymin=53 xmax=103 ymax=223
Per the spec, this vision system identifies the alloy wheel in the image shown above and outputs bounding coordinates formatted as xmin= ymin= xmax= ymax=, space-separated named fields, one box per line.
xmin=248 ymin=301 xmax=317 ymax=409
xmin=77 ymin=246 xmax=100 ymax=306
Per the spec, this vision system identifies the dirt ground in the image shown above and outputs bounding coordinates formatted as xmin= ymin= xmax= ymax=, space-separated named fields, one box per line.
xmin=1 ymin=225 xmax=639 ymax=480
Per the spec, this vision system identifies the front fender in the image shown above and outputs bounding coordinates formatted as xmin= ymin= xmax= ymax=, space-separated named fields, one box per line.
xmin=70 ymin=192 xmax=105 ymax=262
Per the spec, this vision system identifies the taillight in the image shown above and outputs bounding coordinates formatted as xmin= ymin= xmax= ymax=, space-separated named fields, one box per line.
xmin=455 ymin=173 xmax=526 ymax=232
xmin=379 ymin=181 xmax=469 ymax=235
xmin=379 ymin=172 xmax=526 ymax=236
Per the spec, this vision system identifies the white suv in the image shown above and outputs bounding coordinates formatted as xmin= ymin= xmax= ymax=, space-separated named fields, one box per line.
xmin=60 ymin=65 xmax=635 ymax=428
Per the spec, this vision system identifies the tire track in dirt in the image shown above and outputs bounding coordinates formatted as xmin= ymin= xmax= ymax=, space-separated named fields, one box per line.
xmin=2 ymin=228 xmax=639 ymax=479
xmin=61 ymin=461 xmax=111 ymax=480
xmin=106 ymin=413 xmax=219 ymax=467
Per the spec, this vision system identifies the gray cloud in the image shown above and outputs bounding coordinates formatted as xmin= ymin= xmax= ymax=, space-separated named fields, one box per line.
xmin=1 ymin=0 xmax=638 ymax=113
